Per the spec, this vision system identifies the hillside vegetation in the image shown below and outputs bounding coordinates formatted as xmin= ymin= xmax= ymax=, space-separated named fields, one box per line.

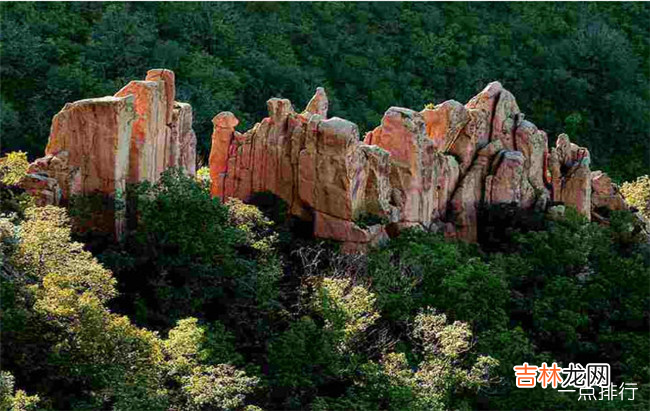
xmin=1 ymin=159 xmax=649 ymax=410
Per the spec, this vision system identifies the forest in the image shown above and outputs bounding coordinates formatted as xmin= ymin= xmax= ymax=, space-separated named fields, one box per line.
xmin=1 ymin=2 xmax=649 ymax=411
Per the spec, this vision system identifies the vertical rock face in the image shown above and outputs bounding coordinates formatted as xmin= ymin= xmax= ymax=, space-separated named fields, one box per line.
xmin=114 ymin=80 xmax=167 ymax=184
xmin=145 ymin=69 xmax=176 ymax=125
xmin=211 ymin=82 xmax=632 ymax=250
xmin=364 ymin=107 xmax=435 ymax=225
xmin=210 ymin=89 xmax=392 ymax=250
xmin=421 ymin=100 xmax=469 ymax=152
xmin=19 ymin=71 xmax=631 ymax=248
xmin=21 ymin=69 xmax=196 ymax=237
xmin=549 ymin=133 xmax=592 ymax=218
xmin=43 ymin=96 xmax=134 ymax=235
xmin=485 ymin=150 xmax=535 ymax=208
xmin=450 ymin=140 xmax=503 ymax=242
xmin=45 ymin=96 xmax=134 ymax=201
xmin=171 ymin=102 xmax=197 ymax=176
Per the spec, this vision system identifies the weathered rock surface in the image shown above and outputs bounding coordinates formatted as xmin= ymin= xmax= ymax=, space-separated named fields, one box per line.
xmin=211 ymin=82 xmax=634 ymax=249
xmin=45 ymin=96 xmax=134 ymax=201
xmin=210 ymin=89 xmax=393 ymax=250
xmin=549 ymin=133 xmax=592 ymax=218
xmin=17 ymin=71 xmax=633 ymax=249
xmin=172 ymin=102 xmax=197 ymax=176
xmin=114 ymin=80 xmax=167 ymax=184
xmin=591 ymin=171 xmax=627 ymax=212
xmin=485 ymin=150 xmax=535 ymax=208
xmin=449 ymin=140 xmax=503 ymax=242
xmin=20 ymin=69 xmax=196 ymax=237
xmin=421 ymin=100 xmax=469 ymax=152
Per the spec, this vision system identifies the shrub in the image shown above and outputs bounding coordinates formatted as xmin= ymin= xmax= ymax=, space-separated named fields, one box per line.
xmin=196 ymin=166 xmax=212 ymax=186
xmin=246 ymin=191 xmax=289 ymax=225
xmin=621 ymin=175 xmax=650 ymax=220
xmin=268 ymin=317 xmax=342 ymax=391
xmin=0 ymin=151 xmax=29 ymax=186
xmin=314 ymin=310 xmax=499 ymax=410
xmin=353 ymin=212 xmax=388 ymax=229
xmin=312 ymin=277 xmax=380 ymax=349
xmin=134 ymin=167 xmax=239 ymax=265
xmin=0 ymin=372 xmax=40 ymax=411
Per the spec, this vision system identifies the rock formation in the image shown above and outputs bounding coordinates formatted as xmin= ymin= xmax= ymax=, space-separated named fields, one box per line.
xmin=20 ymin=69 xmax=196 ymax=237
xmin=210 ymin=82 xmax=635 ymax=250
xmin=17 ymin=69 xmax=635 ymax=249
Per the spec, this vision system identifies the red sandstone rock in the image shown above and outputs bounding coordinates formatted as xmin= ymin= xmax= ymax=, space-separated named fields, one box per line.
xmin=420 ymin=100 xmax=469 ymax=152
xmin=209 ymin=82 xmax=631 ymax=249
xmin=591 ymin=171 xmax=627 ymax=211
xmin=46 ymin=96 xmax=134 ymax=200
xmin=485 ymin=150 xmax=535 ymax=208
xmin=24 ymin=75 xmax=630 ymax=250
xmin=22 ymin=69 xmax=197 ymax=238
xmin=303 ymin=87 xmax=328 ymax=118
xmin=115 ymin=80 xmax=168 ymax=184
xmin=364 ymin=107 xmax=437 ymax=225
xmin=145 ymin=69 xmax=175 ymax=124
xmin=515 ymin=119 xmax=548 ymax=191
xmin=172 ymin=102 xmax=197 ymax=176
xmin=311 ymin=117 xmax=364 ymax=220
xmin=44 ymin=95 xmax=134 ymax=236
xmin=549 ymin=134 xmax=592 ymax=218
xmin=490 ymin=90 xmax=521 ymax=151
xmin=209 ymin=112 xmax=239 ymax=198
xmin=19 ymin=173 xmax=61 ymax=206
xmin=359 ymin=144 xmax=394 ymax=218
xmin=432 ymin=153 xmax=459 ymax=221
xmin=465 ymin=81 xmax=502 ymax=146
xmin=450 ymin=140 xmax=503 ymax=242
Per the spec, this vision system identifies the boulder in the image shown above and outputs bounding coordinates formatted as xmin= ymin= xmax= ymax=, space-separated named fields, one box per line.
xmin=591 ymin=171 xmax=627 ymax=212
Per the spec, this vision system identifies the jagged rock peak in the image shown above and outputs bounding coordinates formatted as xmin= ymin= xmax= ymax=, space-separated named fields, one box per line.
xmin=210 ymin=82 xmax=633 ymax=251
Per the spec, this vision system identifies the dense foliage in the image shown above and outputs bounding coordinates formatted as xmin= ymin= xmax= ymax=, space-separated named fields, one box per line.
xmin=2 ymin=164 xmax=648 ymax=410
xmin=0 ymin=206 xmax=259 ymax=410
xmin=1 ymin=2 xmax=648 ymax=181
xmin=621 ymin=175 xmax=650 ymax=221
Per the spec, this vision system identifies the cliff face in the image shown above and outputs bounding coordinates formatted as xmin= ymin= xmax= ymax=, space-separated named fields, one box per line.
xmin=20 ymin=70 xmax=636 ymax=248
xmin=20 ymin=69 xmax=196 ymax=237
xmin=210 ymin=82 xmax=633 ymax=251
